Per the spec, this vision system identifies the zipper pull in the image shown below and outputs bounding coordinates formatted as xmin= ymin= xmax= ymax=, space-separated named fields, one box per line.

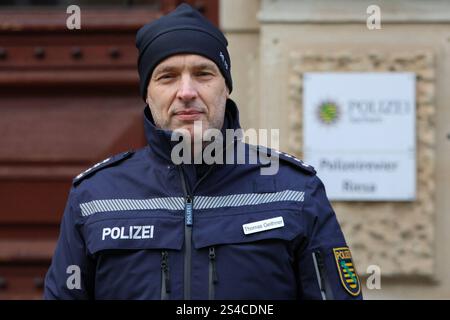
xmin=209 ymin=247 xmax=218 ymax=283
xmin=185 ymin=196 xmax=193 ymax=226
xmin=161 ymin=251 xmax=171 ymax=293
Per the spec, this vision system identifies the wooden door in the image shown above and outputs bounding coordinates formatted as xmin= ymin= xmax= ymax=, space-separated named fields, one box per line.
xmin=0 ymin=0 xmax=218 ymax=299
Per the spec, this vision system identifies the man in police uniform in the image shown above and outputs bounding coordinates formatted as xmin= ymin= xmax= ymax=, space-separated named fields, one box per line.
xmin=44 ymin=3 xmax=362 ymax=300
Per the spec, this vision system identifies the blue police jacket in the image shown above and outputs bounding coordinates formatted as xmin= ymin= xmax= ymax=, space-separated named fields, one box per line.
xmin=44 ymin=99 xmax=363 ymax=300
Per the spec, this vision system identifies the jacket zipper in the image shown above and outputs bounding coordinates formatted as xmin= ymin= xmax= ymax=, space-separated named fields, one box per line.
xmin=208 ymin=247 xmax=218 ymax=300
xmin=178 ymin=166 xmax=192 ymax=300
xmin=312 ymin=251 xmax=334 ymax=300
xmin=160 ymin=251 xmax=170 ymax=300
xmin=177 ymin=164 xmax=215 ymax=300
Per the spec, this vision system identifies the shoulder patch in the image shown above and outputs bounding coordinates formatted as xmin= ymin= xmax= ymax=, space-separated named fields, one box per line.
xmin=247 ymin=144 xmax=316 ymax=175
xmin=73 ymin=150 xmax=134 ymax=186
xmin=333 ymin=247 xmax=361 ymax=297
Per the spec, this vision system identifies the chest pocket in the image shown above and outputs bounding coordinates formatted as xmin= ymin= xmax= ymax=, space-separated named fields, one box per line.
xmin=192 ymin=209 xmax=304 ymax=299
xmin=82 ymin=214 xmax=184 ymax=300
xmin=193 ymin=209 xmax=303 ymax=248
xmin=84 ymin=215 xmax=184 ymax=254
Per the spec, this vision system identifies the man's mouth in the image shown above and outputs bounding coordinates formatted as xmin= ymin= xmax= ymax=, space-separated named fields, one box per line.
xmin=174 ymin=110 xmax=204 ymax=121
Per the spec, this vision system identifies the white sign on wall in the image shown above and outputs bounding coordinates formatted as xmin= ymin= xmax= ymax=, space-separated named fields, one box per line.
xmin=303 ymin=72 xmax=416 ymax=201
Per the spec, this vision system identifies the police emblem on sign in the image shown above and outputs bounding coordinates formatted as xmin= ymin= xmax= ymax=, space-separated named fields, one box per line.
xmin=333 ymin=247 xmax=361 ymax=296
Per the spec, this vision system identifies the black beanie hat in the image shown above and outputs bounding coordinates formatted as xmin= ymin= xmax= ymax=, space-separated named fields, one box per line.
xmin=136 ymin=3 xmax=232 ymax=101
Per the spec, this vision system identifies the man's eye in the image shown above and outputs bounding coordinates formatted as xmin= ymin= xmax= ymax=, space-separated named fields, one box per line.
xmin=158 ymin=74 xmax=175 ymax=81
xmin=196 ymin=72 xmax=213 ymax=77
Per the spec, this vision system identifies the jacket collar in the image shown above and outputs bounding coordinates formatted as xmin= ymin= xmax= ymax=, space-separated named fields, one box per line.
xmin=143 ymin=98 xmax=242 ymax=163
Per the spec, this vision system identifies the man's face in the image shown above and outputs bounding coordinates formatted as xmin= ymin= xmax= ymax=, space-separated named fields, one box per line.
xmin=146 ymin=54 xmax=229 ymax=137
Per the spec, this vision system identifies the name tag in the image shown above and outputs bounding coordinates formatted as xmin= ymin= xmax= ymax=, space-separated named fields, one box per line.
xmin=242 ymin=217 xmax=284 ymax=235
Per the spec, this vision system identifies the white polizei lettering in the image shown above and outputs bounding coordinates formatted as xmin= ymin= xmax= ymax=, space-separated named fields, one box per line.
xmin=102 ymin=225 xmax=154 ymax=241
xmin=102 ymin=228 xmax=112 ymax=240
xmin=111 ymin=227 xmax=120 ymax=239
xmin=132 ymin=225 xmax=142 ymax=239
xmin=141 ymin=226 xmax=149 ymax=239
xmin=141 ymin=226 xmax=154 ymax=239
xmin=120 ymin=226 xmax=130 ymax=239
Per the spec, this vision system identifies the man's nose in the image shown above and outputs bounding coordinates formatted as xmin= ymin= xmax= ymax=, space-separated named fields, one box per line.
xmin=176 ymin=75 xmax=198 ymax=102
